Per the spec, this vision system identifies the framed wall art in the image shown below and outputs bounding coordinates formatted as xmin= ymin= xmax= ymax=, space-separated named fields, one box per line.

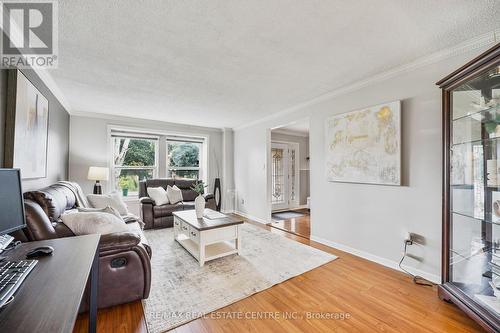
xmin=325 ymin=100 xmax=401 ymax=185
xmin=4 ymin=70 xmax=49 ymax=179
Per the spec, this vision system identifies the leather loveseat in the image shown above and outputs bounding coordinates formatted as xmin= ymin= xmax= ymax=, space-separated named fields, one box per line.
xmin=139 ymin=178 xmax=216 ymax=229
xmin=18 ymin=183 xmax=151 ymax=311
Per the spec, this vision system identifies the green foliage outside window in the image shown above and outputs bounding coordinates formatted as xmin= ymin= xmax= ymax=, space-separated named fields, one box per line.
xmin=167 ymin=142 xmax=201 ymax=180
xmin=121 ymin=139 xmax=155 ymax=166
xmin=168 ymin=142 xmax=200 ymax=167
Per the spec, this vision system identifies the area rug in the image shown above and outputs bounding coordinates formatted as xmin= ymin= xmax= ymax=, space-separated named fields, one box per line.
xmin=272 ymin=210 xmax=305 ymax=220
xmin=143 ymin=223 xmax=336 ymax=332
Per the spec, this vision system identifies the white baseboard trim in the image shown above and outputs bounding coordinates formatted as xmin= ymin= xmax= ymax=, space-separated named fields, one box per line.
xmin=221 ymin=209 xmax=234 ymax=214
xmin=310 ymin=235 xmax=441 ymax=284
xmin=271 ymin=206 xmax=308 ymax=213
xmin=234 ymin=211 xmax=269 ymax=224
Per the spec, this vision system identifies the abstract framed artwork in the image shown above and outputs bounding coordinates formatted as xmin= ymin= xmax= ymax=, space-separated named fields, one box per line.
xmin=4 ymin=70 xmax=49 ymax=179
xmin=325 ymin=100 xmax=401 ymax=185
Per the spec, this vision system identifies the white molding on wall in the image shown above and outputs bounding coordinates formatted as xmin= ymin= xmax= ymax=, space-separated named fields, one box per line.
xmin=310 ymin=235 xmax=441 ymax=284
xmin=234 ymin=29 xmax=500 ymax=131
xmin=272 ymin=128 xmax=309 ymax=137
xmin=71 ymin=110 xmax=223 ymax=132
xmin=234 ymin=211 xmax=269 ymax=224
xmin=33 ymin=68 xmax=72 ymax=112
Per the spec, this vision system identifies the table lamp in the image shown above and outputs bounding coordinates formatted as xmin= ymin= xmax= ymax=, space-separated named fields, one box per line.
xmin=87 ymin=167 xmax=109 ymax=194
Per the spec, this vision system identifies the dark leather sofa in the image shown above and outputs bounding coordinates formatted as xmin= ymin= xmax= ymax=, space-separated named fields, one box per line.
xmin=18 ymin=183 xmax=151 ymax=311
xmin=139 ymin=178 xmax=216 ymax=229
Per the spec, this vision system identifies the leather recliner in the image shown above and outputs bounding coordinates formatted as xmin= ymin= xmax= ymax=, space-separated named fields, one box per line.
xmin=139 ymin=178 xmax=216 ymax=229
xmin=18 ymin=183 xmax=152 ymax=311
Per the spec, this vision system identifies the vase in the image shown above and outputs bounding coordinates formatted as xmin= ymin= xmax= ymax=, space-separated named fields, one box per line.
xmin=214 ymin=178 xmax=222 ymax=211
xmin=195 ymin=194 xmax=205 ymax=218
xmin=122 ymin=188 xmax=128 ymax=197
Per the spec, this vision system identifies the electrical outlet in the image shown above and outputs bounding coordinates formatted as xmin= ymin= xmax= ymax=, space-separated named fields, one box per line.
xmin=241 ymin=198 xmax=245 ymax=205
xmin=409 ymin=232 xmax=426 ymax=245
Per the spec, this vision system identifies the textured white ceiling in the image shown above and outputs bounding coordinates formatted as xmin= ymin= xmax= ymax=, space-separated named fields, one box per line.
xmin=52 ymin=0 xmax=500 ymax=128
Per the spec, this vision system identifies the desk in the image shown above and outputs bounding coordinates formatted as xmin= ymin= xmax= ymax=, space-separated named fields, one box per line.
xmin=0 ymin=235 xmax=100 ymax=333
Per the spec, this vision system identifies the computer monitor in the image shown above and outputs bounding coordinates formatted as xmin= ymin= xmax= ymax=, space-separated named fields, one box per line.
xmin=0 ymin=169 xmax=26 ymax=235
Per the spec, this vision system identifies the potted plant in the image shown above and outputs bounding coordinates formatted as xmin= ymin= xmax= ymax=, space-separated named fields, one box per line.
xmin=190 ymin=180 xmax=207 ymax=218
xmin=119 ymin=177 xmax=131 ymax=197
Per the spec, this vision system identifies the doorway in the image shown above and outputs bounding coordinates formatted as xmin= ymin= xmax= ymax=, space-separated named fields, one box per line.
xmin=271 ymin=142 xmax=299 ymax=211
xmin=268 ymin=119 xmax=310 ymax=238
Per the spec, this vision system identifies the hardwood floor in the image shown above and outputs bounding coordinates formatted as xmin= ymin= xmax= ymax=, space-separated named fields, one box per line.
xmin=270 ymin=209 xmax=310 ymax=238
xmin=74 ymin=217 xmax=484 ymax=333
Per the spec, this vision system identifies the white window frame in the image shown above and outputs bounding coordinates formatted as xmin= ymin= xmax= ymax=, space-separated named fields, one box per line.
xmin=107 ymin=125 xmax=209 ymax=194
xmin=166 ymin=136 xmax=206 ymax=183
xmin=109 ymin=130 xmax=160 ymax=195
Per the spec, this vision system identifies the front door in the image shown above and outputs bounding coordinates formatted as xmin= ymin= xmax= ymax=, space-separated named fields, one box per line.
xmin=271 ymin=143 xmax=289 ymax=211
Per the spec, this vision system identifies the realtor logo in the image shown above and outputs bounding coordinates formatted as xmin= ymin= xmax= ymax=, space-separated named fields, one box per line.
xmin=0 ymin=0 xmax=58 ymax=68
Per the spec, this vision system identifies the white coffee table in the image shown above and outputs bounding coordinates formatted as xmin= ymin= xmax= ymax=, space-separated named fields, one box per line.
xmin=172 ymin=209 xmax=244 ymax=266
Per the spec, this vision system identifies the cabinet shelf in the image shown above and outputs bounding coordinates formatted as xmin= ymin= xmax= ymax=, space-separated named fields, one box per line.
xmin=452 ymin=105 xmax=500 ymax=122
xmin=450 ymin=239 xmax=497 ymax=264
xmin=451 ymin=184 xmax=500 ymax=191
xmin=451 ymin=211 xmax=500 ymax=226
xmin=452 ymin=135 xmax=500 ymax=147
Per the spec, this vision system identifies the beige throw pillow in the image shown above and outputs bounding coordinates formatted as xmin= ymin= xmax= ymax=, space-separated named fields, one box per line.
xmin=61 ymin=212 xmax=129 ymax=235
xmin=166 ymin=185 xmax=183 ymax=204
xmin=87 ymin=192 xmax=129 ymax=216
xmin=147 ymin=186 xmax=169 ymax=205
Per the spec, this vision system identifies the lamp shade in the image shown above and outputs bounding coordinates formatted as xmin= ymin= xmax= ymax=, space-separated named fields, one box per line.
xmin=87 ymin=167 xmax=109 ymax=181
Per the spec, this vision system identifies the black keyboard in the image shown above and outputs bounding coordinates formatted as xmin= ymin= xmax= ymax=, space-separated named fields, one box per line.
xmin=0 ymin=260 xmax=37 ymax=308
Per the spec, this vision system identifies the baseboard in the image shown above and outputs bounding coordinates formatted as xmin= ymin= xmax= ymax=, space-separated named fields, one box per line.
xmin=271 ymin=206 xmax=309 ymax=213
xmin=234 ymin=211 xmax=269 ymax=224
xmin=221 ymin=209 xmax=234 ymax=214
xmin=310 ymin=235 xmax=441 ymax=284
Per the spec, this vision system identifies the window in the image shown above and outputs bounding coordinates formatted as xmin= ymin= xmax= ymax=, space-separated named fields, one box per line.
xmin=166 ymin=138 xmax=204 ymax=180
xmin=111 ymin=133 xmax=158 ymax=195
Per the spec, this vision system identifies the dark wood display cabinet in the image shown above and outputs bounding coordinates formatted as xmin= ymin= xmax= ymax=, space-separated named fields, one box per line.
xmin=437 ymin=43 xmax=500 ymax=332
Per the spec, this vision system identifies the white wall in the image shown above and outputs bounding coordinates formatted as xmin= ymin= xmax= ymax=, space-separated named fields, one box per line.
xmin=271 ymin=131 xmax=310 ymax=205
xmin=222 ymin=128 xmax=235 ymax=212
xmin=233 ymin=45 xmax=493 ymax=282
xmin=69 ymin=114 xmax=224 ymax=198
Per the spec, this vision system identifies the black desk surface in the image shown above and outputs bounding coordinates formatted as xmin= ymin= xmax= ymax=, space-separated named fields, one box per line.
xmin=0 ymin=235 xmax=100 ymax=333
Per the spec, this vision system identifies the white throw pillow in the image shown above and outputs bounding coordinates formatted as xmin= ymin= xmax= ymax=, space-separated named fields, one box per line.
xmin=87 ymin=192 xmax=129 ymax=216
xmin=147 ymin=186 xmax=169 ymax=205
xmin=166 ymin=185 xmax=183 ymax=204
xmin=61 ymin=212 xmax=129 ymax=235
xmin=77 ymin=206 xmax=123 ymax=220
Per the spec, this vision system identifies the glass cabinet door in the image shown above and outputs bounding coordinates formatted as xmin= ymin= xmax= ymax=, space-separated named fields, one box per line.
xmin=449 ymin=64 xmax=500 ymax=317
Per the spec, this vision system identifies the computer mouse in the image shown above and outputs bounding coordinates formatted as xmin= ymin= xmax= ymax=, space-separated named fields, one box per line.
xmin=26 ymin=245 xmax=54 ymax=259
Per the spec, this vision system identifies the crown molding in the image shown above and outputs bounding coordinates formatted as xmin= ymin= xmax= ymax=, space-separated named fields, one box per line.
xmin=70 ymin=110 xmax=224 ymax=132
xmin=234 ymin=29 xmax=500 ymax=131
xmin=33 ymin=68 xmax=72 ymax=112
xmin=272 ymin=128 xmax=309 ymax=137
